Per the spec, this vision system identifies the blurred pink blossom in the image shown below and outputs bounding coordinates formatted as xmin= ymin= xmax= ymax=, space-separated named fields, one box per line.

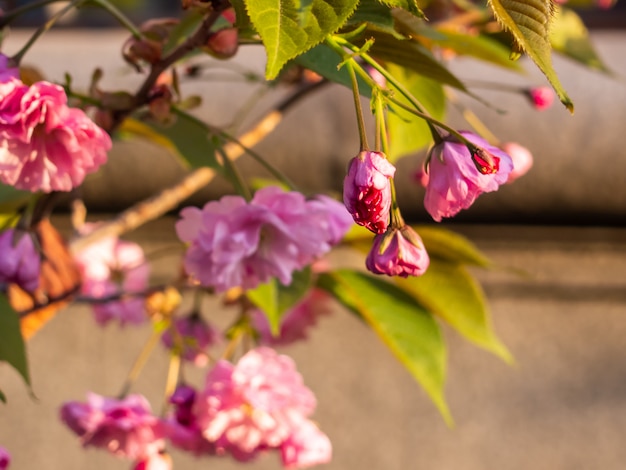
xmin=0 ymin=446 xmax=10 ymax=470
xmin=501 ymin=142 xmax=533 ymax=182
xmin=133 ymin=452 xmax=172 ymax=470
xmin=176 ymin=187 xmax=350 ymax=292
xmin=60 ymin=393 xmax=166 ymax=460
xmin=279 ymin=416 xmax=332 ymax=469
xmin=366 ymin=225 xmax=430 ymax=277
xmin=424 ymin=132 xmax=513 ymax=221
xmin=0 ymin=228 xmax=40 ymax=292
xmin=526 ymin=86 xmax=554 ymax=111
xmin=343 ymin=151 xmax=396 ymax=233
xmin=161 ymin=314 xmax=218 ymax=366
xmin=251 ymin=290 xmax=332 ymax=346
xmin=75 ymin=226 xmax=149 ymax=326
xmin=0 ymin=55 xmax=110 ymax=193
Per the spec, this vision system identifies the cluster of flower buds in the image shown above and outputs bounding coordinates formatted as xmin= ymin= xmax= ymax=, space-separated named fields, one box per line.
xmin=60 ymin=348 xmax=331 ymax=469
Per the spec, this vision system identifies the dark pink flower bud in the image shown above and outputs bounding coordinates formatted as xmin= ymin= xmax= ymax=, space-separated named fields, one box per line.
xmin=526 ymin=86 xmax=554 ymax=111
xmin=500 ymin=142 xmax=533 ymax=183
xmin=0 ymin=446 xmax=10 ymax=470
xmin=424 ymin=131 xmax=513 ymax=221
xmin=343 ymin=151 xmax=396 ymax=234
xmin=205 ymin=28 xmax=239 ymax=59
xmin=366 ymin=226 xmax=429 ymax=277
xmin=0 ymin=229 xmax=40 ymax=292
xmin=160 ymin=314 xmax=218 ymax=366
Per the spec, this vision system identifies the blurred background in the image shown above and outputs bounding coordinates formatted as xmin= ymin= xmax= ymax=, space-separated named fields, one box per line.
xmin=0 ymin=1 xmax=625 ymax=469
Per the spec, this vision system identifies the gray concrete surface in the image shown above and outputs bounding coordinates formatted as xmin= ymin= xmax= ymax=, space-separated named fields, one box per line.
xmin=1 ymin=30 xmax=625 ymax=223
xmin=0 ymin=221 xmax=626 ymax=469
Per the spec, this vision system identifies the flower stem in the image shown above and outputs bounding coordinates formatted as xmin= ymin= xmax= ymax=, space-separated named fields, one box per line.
xmin=161 ymin=353 xmax=181 ymax=415
xmin=86 ymin=0 xmax=143 ymax=39
xmin=118 ymin=328 xmax=162 ymax=398
xmin=0 ymin=0 xmax=66 ymax=28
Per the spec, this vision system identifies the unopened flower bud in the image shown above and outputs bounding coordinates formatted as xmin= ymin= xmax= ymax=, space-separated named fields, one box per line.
xmin=472 ymin=148 xmax=500 ymax=175
xmin=0 ymin=229 xmax=40 ymax=293
xmin=525 ymin=86 xmax=554 ymax=111
xmin=148 ymin=84 xmax=173 ymax=123
xmin=501 ymin=142 xmax=533 ymax=183
xmin=204 ymin=27 xmax=239 ymax=59
xmin=343 ymin=151 xmax=396 ymax=234
xmin=0 ymin=446 xmax=10 ymax=470
xmin=123 ymin=37 xmax=162 ymax=70
xmin=366 ymin=226 xmax=429 ymax=277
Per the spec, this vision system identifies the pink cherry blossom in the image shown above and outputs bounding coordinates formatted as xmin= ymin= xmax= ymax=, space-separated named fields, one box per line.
xmin=0 ymin=446 xmax=10 ymax=470
xmin=0 ymin=56 xmax=110 ymax=193
xmin=251 ymin=290 xmax=332 ymax=346
xmin=280 ymin=416 xmax=332 ymax=469
xmin=424 ymin=131 xmax=513 ymax=222
xmin=133 ymin=452 xmax=172 ymax=470
xmin=526 ymin=86 xmax=554 ymax=111
xmin=74 ymin=226 xmax=150 ymax=326
xmin=60 ymin=393 xmax=166 ymax=460
xmin=161 ymin=314 xmax=218 ymax=366
xmin=366 ymin=225 xmax=430 ymax=277
xmin=343 ymin=151 xmax=396 ymax=233
xmin=0 ymin=228 xmax=40 ymax=292
xmin=176 ymin=186 xmax=350 ymax=292
xmin=501 ymin=142 xmax=533 ymax=182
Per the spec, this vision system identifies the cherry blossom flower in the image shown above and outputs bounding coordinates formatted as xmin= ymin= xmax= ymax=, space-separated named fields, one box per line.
xmin=501 ymin=142 xmax=533 ymax=183
xmin=132 ymin=452 xmax=172 ymax=470
xmin=251 ymin=290 xmax=332 ymax=346
xmin=0 ymin=228 xmax=40 ymax=292
xmin=0 ymin=446 xmax=10 ymax=470
xmin=424 ymin=132 xmax=513 ymax=221
xmin=366 ymin=225 xmax=430 ymax=277
xmin=279 ymin=416 xmax=332 ymax=469
xmin=176 ymin=186 xmax=350 ymax=292
xmin=74 ymin=226 xmax=149 ymax=326
xmin=161 ymin=314 xmax=218 ymax=366
xmin=60 ymin=393 xmax=166 ymax=460
xmin=343 ymin=150 xmax=396 ymax=233
xmin=526 ymin=86 xmax=554 ymax=111
xmin=0 ymin=55 xmax=110 ymax=193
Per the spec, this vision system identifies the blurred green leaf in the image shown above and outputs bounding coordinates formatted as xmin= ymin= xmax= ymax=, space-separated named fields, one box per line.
xmin=246 ymin=0 xmax=359 ymax=79
xmin=0 ymin=294 xmax=31 ymax=393
xmin=489 ymin=0 xmax=574 ymax=112
xmin=0 ymin=389 xmax=5 ymax=403
xmin=378 ymin=0 xmax=424 ymax=17
xmin=415 ymin=225 xmax=492 ymax=267
xmin=318 ymin=269 xmax=452 ymax=424
xmin=247 ymin=267 xmax=312 ymax=335
xmin=345 ymin=0 xmax=399 ymax=36
xmin=397 ymin=260 xmax=512 ymax=363
xmin=163 ymin=11 xmax=204 ymax=54
xmin=386 ymin=63 xmax=445 ymax=161
xmin=550 ymin=7 xmax=612 ymax=74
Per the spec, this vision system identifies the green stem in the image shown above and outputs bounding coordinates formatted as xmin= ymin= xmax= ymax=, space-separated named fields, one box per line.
xmin=86 ymin=0 xmax=143 ymax=39
xmin=11 ymin=0 xmax=83 ymax=65
xmin=118 ymin=328 xmax=162 ymax=398
xmin=0 ymin=0 xmax=66 ymax=28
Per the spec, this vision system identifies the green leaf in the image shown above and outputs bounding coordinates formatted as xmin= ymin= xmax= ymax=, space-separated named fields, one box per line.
xmin=386 ymin=63 xmax=445 ymax=161
xmin=488 ymin=0 xmax=574 ymax=112
xmin=378 ymin=0 xmax=424 ymax=17
xmin=345 ymin=0 xmax=398 ymax=36
xmin=550 ymin=7 xmax=612 ymax=74
xmin=163 ymin=11 xmax=204 ymax=54
xmin=415 ymin=225 xmax=492 ymax=267
xmin=397 ymin=260 xmax=512 ymax=363
xmin=0 ymin=294 xmax=31 ymax=392
xmin=318 ymin=269 xmax=452 ymax=423
xmin=246 ymin=0 xmax=359 ymax=79
xmin=119 ymin=113 xmax=221 ymax=170
xmin=247 ymin=268 xmax=312 ymax=335
xmin=0 ymin=389 xmax=5 ymax=404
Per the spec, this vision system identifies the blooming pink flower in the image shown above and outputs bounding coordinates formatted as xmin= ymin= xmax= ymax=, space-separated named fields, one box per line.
xmin=0 ymin=56 xmax=110 ymax=193
xmin=75 ymin=226 xmax=150 ymax=326
xmin=251 ymin=290 xmax=332 ymax=346
xmin=500 ymin=142 xmax=533 ymax=183
xmin=0 ymin=228 xmax=40 ymax=292
xmin=424 ymin=131 xmax=513 ymax=221
xmin=161 ymin=314 xmax=218 ymax=366
xmin=194 ymin=348 xmax=327 ymax=462
xmin=343 ymin=151 xmax=396 ymax=234
xmin=0 ymin=446 xmax=10 ymax=470
xmin=366 ymin=225 xmax=429 ymax=277
xmin=526 ymin=86 xmax=554 ymax=111
xmin=280 ymin=416 xmax=332 ymax=469
xmin=60 ymin=393 xmax=166 ymax=460
xmin=133 ymin=452 xmax=172 ymax=470
xmin=176 ymin=186 xmax=350 ymax=292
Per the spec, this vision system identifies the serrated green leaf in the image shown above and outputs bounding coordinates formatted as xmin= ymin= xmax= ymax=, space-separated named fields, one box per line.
xmin=318 ymin=269 xmax=452 ymax=424
xmin=379 ymin=0 xmax=424 ymax=17
xmin=397 ymin=260 xmax=512 ymax=363
xmin=386 ymin=63 xmax=445 ymax=161
xmin=550 ymin=7 xmax=612 ymax=74
xmin=415 ymin=225 xmax=492 ymax=267
xmin=247 ymin=268 xmax=312 ymax=335
xmin=488 ymin=0 xmax=574 ymax=112
xmin=120 ymin=113 xmax=221 ymax=170
xmin=246 ymin=0 xmax=359 ymax=79
xmin=345 ymin=0 xmax=398 ymax=36
xmin=0 ymin=294 xmax=31 ymax=392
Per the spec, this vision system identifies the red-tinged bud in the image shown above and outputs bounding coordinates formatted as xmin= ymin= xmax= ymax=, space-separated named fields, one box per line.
xmin=343 ymin=151 xmax=396 ymax=234
xmin=366 ymin=225 xmax=429 ymax=278
xmin=123 ymin=37 xmax=162 ymax=70
xmin=204 ymin=27 xmax=239 ymax=59
xmin=472 ymin=148 xmax=500 ymax=175
xmin=525 ymin=86 xmax=554 ymax=111
xmin=148 ymin=84 xmax=173 ymax=123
